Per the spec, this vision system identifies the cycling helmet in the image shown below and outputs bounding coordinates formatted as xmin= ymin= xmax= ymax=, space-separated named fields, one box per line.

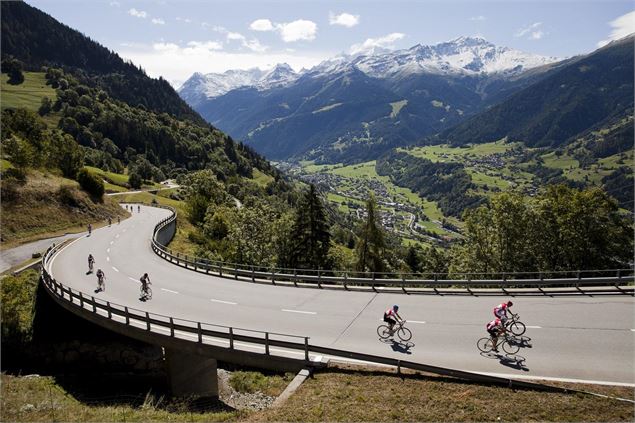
xmin=393 ymin=305 xmax=399 ymax=311
xmin=143 ymin=273 xmax=148 ymax=277
xmin=507 ymin=301 xmax=513 ymax=307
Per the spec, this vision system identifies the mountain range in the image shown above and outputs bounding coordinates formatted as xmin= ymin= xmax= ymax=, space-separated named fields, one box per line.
xmin=179 ymin=36 xmax=633 ymax=164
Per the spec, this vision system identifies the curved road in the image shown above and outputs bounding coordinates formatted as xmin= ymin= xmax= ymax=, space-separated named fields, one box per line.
xmin=48 ymin=206 xmax=635 ymax=386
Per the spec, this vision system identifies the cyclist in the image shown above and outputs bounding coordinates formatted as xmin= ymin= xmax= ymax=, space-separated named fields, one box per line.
xmin=117 ymin=216 xmax=121 ymax=224
xmin=138 ymin=205 xmax=141 ymax=213
xmin=87 ymin=223 xmax=92 ymax=236
xmin=486 ymin=318 xmax=504 ymax=352
xmin=108 ymin=217 xmax=112 ymax=226
xmin=96 ymin=268 xmax=105 ymax=291
xmin=88 ymin=254 xmax=95 ymax=273
xmin=493 ymin=301 xmax=513 ymax=324
xmin=140 ymin=273 xmax=151 ymax=297
xmin=383 ymin=305 xmax=403 ymax=335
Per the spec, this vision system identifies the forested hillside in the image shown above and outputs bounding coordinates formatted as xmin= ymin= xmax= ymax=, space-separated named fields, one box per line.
xmin=1 ymin=1 xmax=201 ymax=123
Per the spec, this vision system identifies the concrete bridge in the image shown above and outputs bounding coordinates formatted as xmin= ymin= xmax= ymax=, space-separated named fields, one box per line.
xmin=41 ymin=204 xmax=635 ymax=397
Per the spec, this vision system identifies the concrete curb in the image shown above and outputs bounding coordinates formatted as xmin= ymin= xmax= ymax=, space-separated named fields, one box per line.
xmin=271 ymin=368 xmax=312 ymax=408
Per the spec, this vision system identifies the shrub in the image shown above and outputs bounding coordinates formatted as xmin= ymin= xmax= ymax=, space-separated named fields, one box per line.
xmin=128 ymin=170 xmax=142 ymax=189
xmin=0 ymin=270 xmax=39 ymax=344
xmin=76 ymin=168 xmax=104 ymax=198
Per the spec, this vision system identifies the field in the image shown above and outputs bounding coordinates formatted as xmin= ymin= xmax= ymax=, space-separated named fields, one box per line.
xmin=1 ymin=71 xmax=61 ymax=127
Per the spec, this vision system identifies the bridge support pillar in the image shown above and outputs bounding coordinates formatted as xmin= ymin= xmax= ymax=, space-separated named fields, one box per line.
xmin=165 ymin=348 xmax=218 ymax=397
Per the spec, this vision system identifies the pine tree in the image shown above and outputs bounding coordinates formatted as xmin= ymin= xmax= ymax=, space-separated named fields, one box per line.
xmin=355 ymin=193 xmax=387 ymax=274
xmin=288 ymin=185 xmax=331 ymax=269
xmin=405 ymin=246 xmax=420 ymax=273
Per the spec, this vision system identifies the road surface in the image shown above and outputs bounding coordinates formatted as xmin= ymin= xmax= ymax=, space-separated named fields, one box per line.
xmin=48 ymin=205 xmax=635 ymax=386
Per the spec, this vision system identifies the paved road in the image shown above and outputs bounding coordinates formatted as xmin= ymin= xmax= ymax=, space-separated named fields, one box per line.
xmin=1 ymin=233 xmax=81 ymax=273
xmin=48 ymin=206 xmax=635 ymax=385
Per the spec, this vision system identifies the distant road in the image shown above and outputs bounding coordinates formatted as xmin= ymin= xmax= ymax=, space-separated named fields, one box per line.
xmin=48 ymin=206 xmax=635 ymax=386
xmin=1 ymin=233 xmax=80 ymax=273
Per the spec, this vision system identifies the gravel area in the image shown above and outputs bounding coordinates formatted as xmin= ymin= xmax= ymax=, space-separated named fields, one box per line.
xmin=217 ymin=369 xmax=276 ymax=411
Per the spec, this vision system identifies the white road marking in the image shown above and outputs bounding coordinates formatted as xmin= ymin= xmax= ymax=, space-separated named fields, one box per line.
xmin=128 ymin=277 xmax=138 ymax=282
xmin=526 ymin=325 xmax=542 ymax=329
xmin=112 ymin=266 xmax=119 ymax=272
xmin=281 ymin=309 xmax=316 ymax=315
xmin=408 ymin=320 xmax=426 ymax=324
xmin=631 ymin=329 xmax=635 ymax=332
xmin=210 ymin=299 xmax=237 ymax=305
xmin=106 ymin=248 xmax=110 ymax=253
xmin=110 ymin=241 xmax=114 ymax=245
xmin=115 ymin=234 xmax=120 ymax=238
xmin=106 ymin=256 xmax=110 ymax=262
xmin=161 ymin=288 xmax=179 ymax=294
xmin=122 ymin=229 xmax=127 ymax=233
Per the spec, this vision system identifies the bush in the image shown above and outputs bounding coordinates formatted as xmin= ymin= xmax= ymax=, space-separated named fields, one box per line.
xmin=1 ymin=270 xmax=39 ymax=344
xmin=128 ymin=170 xmax=142 ymax=189
xmin=76 ymin=168 xmax=104 ymax=198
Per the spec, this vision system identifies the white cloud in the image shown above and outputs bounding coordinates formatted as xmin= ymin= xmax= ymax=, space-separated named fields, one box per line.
xmin=469 ymin=15 xmax=486 ymax=21
xmin=109 ymin=1 xmax=120 ymax=7
xmin=176 ymin=17 xmax=192 ymax=23
xmin=152 ymin=18 xmax=165 ymax=25
xmin=597 ymin=11 xmax=635 ymax=47
xmin=350 ymin=32 xmax=405 ymax=55
xmin=118 ymin=42 xmax=328 ymax=87
xmin=186 ymin=41 xmax=223 ymax=51
xmin=250 ymin=19 xmax=274 ymax=31
xmin=225 ymin=32 xmax=269 ymax=52
xmin=329 ymin=12 xmax=360 ymax=28
xmin=277 ymin=19 xmax=317 ymax=42
xmin=515 ymin=22 xmax=542 ymax=38
xmin=530 ymin=30 xmax=544 ymax=40
xmin=128 ymin=8 xmax=147 ymax=19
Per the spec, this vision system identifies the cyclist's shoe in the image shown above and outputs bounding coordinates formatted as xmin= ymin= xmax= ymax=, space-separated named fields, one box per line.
xmin=492 ymin=347 xmax=499 ymax=352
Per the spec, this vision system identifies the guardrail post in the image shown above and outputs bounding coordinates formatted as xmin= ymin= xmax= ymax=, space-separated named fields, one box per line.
xmin=234 ymin=264 xmax=238 ymax=280
xmin=205 ymin=260 xmax=210 ymax=274
xmin=79 ymin=292 xmax=84 ymax=308
xmin=219 ymin=264 xmax=223 ymax=277
xmin=229 ymin=327 xmax=234 ymax=349
xmin=197 ymin=322 xmax=202 ymax=343
xmin=466 ymin=276 xmax=473 ymax=296
xmin=317 ymin=270 xmax=322 ymax=289
xmin=265 ymin=332 xmax=270 ymax=355
xmin=92 ymin=297 xmax=96 ymax=313
xmin=305 ymin=337 xmax=309 ymax=361
xmin=401 ymin=274 xmax=407 ymax=294
xmin=576 ymin=271 xmax=583 ymax=293
xmin=106 ymin=302 xmax=112 ymax=319
xmin=433 ymin=274 xmax=439 ymax=295
xmin=252 ymin=266 xmax=256 ymax=282
xmin=271 ymin=269 xmax=275 ymax=285
xmin=538 ymin=273 xmax=546 ymax=295
xmin=170 ymin=318 xmax=175 ymax=337
xmin=293 ymin=269 xmax=298 ymax=287
xmin=125 ymin=307 xmax=130 ymax=325
xmin=343 ymin=273 xmax=347 ymax=290
xmin=146 ymin=312 xmax=151 ymax=331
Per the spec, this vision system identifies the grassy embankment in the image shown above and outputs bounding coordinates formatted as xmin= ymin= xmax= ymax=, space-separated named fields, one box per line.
xmin=249 ymin=365 xmax=635 ymax=422
xmin=0 ymin=71 xmax=61 ymax=128
xmin=0 ymin=170 xmax=127 ymax=249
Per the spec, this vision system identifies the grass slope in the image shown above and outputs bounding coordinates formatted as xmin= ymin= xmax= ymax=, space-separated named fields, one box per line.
xmin=249 ymin=366 xmax=634 ymax=422
xmin=1 ymin=71 xmax=60 ymax=127
xmin=0 ymin=170 xmax=127 ymax=247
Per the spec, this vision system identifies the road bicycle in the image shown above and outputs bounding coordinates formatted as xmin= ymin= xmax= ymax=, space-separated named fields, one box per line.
xmin=140 ymin=285 xmax=152 ymax=300
xmin=377 ymin=320 xmax=412 ymax=342
xmin=88 ymin=261 xmax=94 ymax=273
xmin=477 ymin=331 xmax=520 ymax=355
xmin=504 ymin=312 xmax=526 ymax=336
xmin=97 ymin=275 xmax=105 ymax=292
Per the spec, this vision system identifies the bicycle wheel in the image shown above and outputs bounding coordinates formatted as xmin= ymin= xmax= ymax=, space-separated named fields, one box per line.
xmin=397 ymin=327 xmax=412 ymax=341
xmin=146 ymin=287 xmax=152 ymax=299
xmin=502 ymin=338 xmax=520 ymax=355
xmin=477 ymin=337 xmax=494 ymax=353
xmin=509 ymin=321 xmax=526 ymax=336
xmin=377 ymin=325 xmax=391 ymax=339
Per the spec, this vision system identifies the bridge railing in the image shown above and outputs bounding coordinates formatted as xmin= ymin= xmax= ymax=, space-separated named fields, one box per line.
xmin=144 ymin=202 xmax=634 ymax=291
xmin=41 ymin=247 xmax=312 ymax=360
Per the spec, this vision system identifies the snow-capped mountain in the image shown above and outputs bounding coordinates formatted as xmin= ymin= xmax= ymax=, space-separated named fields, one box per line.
xmin=178 ymin=64 xmax=299 ymax=106
xmin=310 ymin=36 xmax=559 ymax=79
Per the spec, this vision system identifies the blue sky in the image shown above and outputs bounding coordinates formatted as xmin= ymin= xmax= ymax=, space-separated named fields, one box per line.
xmin=28 ymin=0 xmax=635 ymax=87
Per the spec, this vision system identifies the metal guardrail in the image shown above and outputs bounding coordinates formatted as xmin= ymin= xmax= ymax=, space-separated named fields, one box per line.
xmin=146 ymin=204 xmax=634 ymax=292
xmin=39 ymin=210 xmax=630 ymax=393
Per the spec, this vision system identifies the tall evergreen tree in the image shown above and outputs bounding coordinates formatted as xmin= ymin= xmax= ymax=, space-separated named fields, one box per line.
xmin=355 ymin=193 xmax=387 ymax=274
xmin=287 ymin=185 xmax=331 ymax=269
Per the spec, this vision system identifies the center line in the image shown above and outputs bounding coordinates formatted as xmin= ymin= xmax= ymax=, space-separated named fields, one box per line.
xmin=128 ymin=277 xmax=138 ymax=282
xmin=526 ymin=325 xmax=542 ymax=329
xmin=106 ymin=256 xmax=110 ymax=262
xmin=631 ymin=329 xmax=635 ymax=332
xmin=281 ymin=309 xmax=316 ymax=315
xmin=110 ymin=241 xmax=114 ymax=245
xmin=106 ymin=248 xmax=110 ymax=253
xmin=408 ymin=320 xmax=426 ymax=324
xmin=210 ymin=299 xmax=237 ymax=305
xmin=115 ymin=234 xmax=119 ymax=238
xmin=161 ymin=288 xmax=179 ymax=294
xmin=112 ymin=266 xmax=119 ymax=272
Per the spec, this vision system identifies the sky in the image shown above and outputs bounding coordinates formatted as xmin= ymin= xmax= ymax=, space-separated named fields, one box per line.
xmin=27 ymin=0 xmax=635 ymax=88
